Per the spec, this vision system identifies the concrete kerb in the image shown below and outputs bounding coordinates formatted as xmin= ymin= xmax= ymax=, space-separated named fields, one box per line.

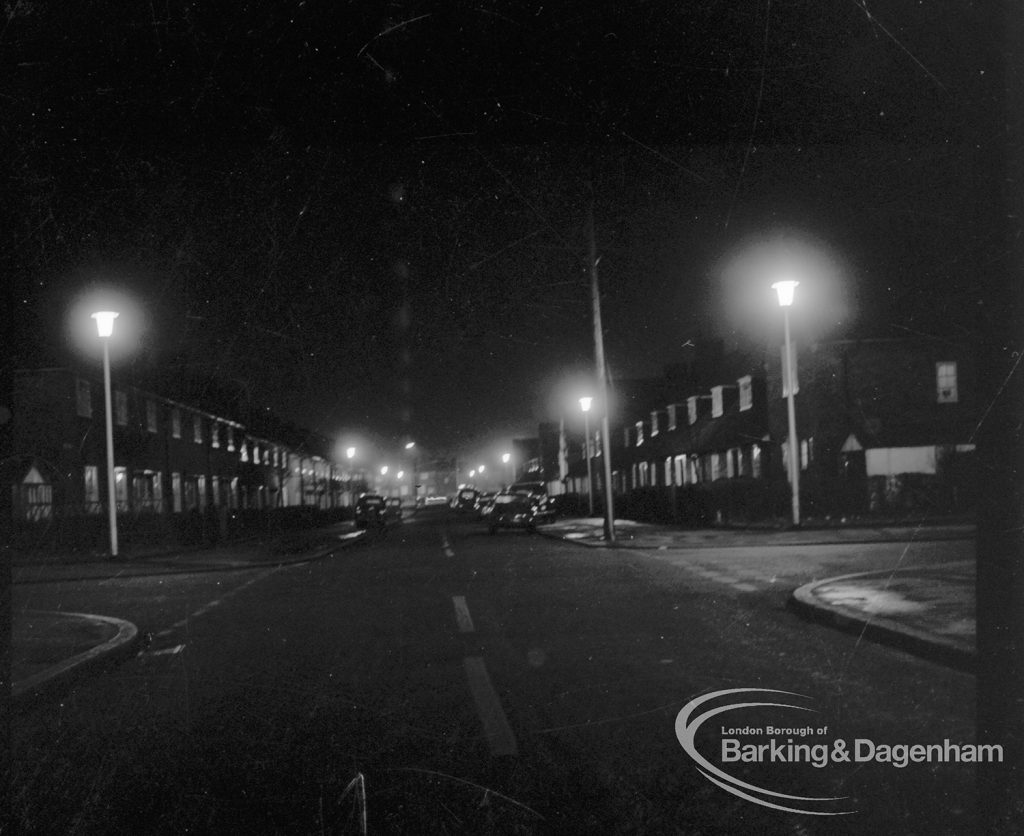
xmin=538 ymin=523 xmax=974 ymax=551
xmin=13 ymin=529 xmax=368 ymax=585
xmin=788 ymin=565 xmax=975 ymax=674
xmin=12 ymin=612 xmax=142 ymax=710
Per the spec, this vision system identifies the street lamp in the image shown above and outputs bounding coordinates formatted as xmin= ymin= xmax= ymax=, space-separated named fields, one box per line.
xmin=501 ymin=451 xmax=512 ymax=486
xmin=772 ymin=279 xmax=800 ymax=527
xmin=404 ymin=441 xmax=418 ymax=501
xmin=91 ymin=310 xmax=120 ymax=557
xmin=579 ymin=396 xmax=594 ymax=516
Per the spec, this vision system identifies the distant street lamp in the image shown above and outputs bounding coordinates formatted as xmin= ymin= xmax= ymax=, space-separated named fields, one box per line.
xmin=92 ymin=310 xmax=120 ymax=557
xmin=579 ymin=396 xmax=594 ymax=516
xmin=501 ymin=451 xmax=512 ymax=486
xmin=404 ymin=441 xmax=418 ymax=501
xmin=772 ymin=279 xmax=800 ymax=527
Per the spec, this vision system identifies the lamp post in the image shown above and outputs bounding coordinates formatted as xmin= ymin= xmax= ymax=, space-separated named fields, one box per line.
xmin=345 ymin=447 xmax=356 ymax=504
xmin=91 ymin=310 xmax=120 ymax=557
xmin=772 ymin=279 xmax=800 ymax=527
xmin=404 ymin=441 xmax=417 ymax=502
xmin=579 ymin=396 xmax=594 ymax=516
xmin=502 ymin=451 xmax=512 ymax=487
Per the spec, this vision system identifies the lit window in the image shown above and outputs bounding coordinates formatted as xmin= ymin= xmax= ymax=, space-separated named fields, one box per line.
xmin=650 ymin=411 xmax=660 ymax=437
xmin=193 ymin=415 xmax=203 ymax=444
xmin=114 ymin=466 xmax=128 ymax=510
xmin=240 ymin=441 xmax=249 ymax=462
xmin=146 ymin=401 xmax=158 ymax=433
xmin=687 ymin=396 xmax=698 ymax=425
xmin=227 ymin=426 xmax=235 ymax=451
xmin=752 ymin=445 xmax=763 ymax=478
xmin=711 ymin=386 xmax=724 ymax=418
xmin=623 ymin=427 xmax=631 ymax=447
xmin=114 ymin=390 xmax=128 ymax=426
xmin=667 ymin=404 xmax=677 ymax=431
xmin=172 ymin=473 xmax=182 ymax=513
xmin=936 ymin=361 xmax=958 ymax=403
xmin=635 ymin=421 xmax=644 ymax=446
xmin=84 ymin=465 xmax=99 ymax=510
xmin=76 ymin=378 xmax=92 ymax=418
xmin=738 ymin=376 xmax=753 ymax=411
xmin=171 ymin=409 xmax=181 ymax=439
xmin=211 ymin=422 xmax=220 ymax=448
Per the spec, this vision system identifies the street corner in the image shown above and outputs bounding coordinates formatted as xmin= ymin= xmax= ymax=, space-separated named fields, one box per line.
xmin=12 ymin=610 xmax=142 ymax=709
xmin=788 ymin=563 xmax=975 ymax=673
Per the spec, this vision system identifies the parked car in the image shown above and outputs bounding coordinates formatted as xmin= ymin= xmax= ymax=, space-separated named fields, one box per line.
xmin=384 ymin=496 xmax=404 ymax=522
xmin=474 ymin=491 xmax=497 ymax=518
xmin=486 ymin=492 xmax=540 ymax=534
xmin=354 ymin=494 xmax=387 ymax=528
xmin=451 ymin=488 xmax=480 ymax=512
xmin=508 ymin=481 xmax=556 ymax=524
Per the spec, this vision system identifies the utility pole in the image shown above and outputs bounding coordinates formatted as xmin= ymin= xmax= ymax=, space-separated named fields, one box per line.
xmin=586 ymin=189 xmax=616 ymax=542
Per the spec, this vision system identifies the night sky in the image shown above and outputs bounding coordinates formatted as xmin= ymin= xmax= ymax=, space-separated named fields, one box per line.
xmin=4 ymin=2 xmax=1006 ymax=461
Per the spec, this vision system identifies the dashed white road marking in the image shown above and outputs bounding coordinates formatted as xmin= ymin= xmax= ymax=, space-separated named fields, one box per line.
xmin=463 ymin=656 xmax=518 ymax=757
xmin=441 ymin=532 xmax=456 ymax=558
xmin=452 ymin=596 xmax=475 ymax=633
xmin=148 ymin=643 xmax=186 ymax=656
xmin=153 ymin=565 xmax=282 ymax=638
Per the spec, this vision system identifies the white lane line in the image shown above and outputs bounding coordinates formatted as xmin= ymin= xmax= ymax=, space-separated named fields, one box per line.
xmin=148 ymin=644 xmax=186 ymax=656
xmin=153 ymin=565 xmax=282 ymax=638
xmin=463 ymin=656 xmax=518 ymax=757
xmin=452 ymin=596 xmax=475 ymax=633
xmin=441 ymin=532 xmax=456 ymax=558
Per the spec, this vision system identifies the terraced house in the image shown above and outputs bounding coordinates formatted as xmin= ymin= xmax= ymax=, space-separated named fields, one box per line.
xmin=5 ymin=367 xmax=350 ymax=549
xmin=563 ymin=336 xmax=977 ymax=524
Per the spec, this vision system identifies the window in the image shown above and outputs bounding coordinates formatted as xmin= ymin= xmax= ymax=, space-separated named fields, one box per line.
xmin=211 ymin=475 xmax=220 ymax=506
xmin=84 ymin=466 xmax=100 ymax=512
xmin=687 ymin=396 xmax=698 ymax=425
xmin=635 ymin=421 xmax=645 ymax=446
xmin=114 ymin=390 xmax=128 ymax=426
xmin=711 ymin=386 xmax=724 ymax=418
xmin=667 ymin=404 xmax=677 ymax=431
xmin=227 ymin=426 xmax=235 ymax=451
xmin=114 ymin=466 xmax=128 ymax=511
xmin=76 ymin=378 xmax=92 ymax=418
xmin=197 ymin=475 xmax=206 ymax=511
xmin=751 ymin=445 xmax=763 ymax=479
xmin=936 ymin=361 xmax=958 ymax=403
xmin=172 ymin=473 xmax=182 ymax=513
xmin=171 ymin=408 xmax=181 ymax=439
xmin=738 ymin=376 xmax=753 ymax=412
xmin=650 ymin=411 xmax=660 ymax=437
xmin=132 ymin=470 xmax=162 ymax=513
xmin=146 ymin=400 xmax=158 ymax=433
xmin=211 ymin=422 xmax=220 ymax=449
xmin=623 ymin=427 xmax=631 ymax=447
xmin=193 ymin=415 xmax=203 ymax=444
xmin=240 ymin=440 xmax=249 ymax=462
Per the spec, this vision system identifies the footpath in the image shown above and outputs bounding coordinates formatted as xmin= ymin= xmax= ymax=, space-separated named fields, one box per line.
xmin=10 ymin=516 xmax=977 ymax=708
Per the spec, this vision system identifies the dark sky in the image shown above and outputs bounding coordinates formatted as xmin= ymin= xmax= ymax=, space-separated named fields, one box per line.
xmin=4 ymin=2 xmax=1005 ymax=461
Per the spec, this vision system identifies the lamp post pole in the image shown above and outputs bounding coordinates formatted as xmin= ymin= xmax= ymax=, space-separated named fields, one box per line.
xmin=502 ymin=452 xmax=512 ymax=488
xmin=772 ymin=280 xmax=800 ymax=527
xmin=92 ymin=311 xmax=120 ymax=557
xmin=580 ymin=397 xmax=594 ymax=516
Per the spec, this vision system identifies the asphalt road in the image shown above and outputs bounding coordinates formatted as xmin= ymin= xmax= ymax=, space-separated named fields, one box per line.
xmin=11 ymin=510 xmax=976 ymax=834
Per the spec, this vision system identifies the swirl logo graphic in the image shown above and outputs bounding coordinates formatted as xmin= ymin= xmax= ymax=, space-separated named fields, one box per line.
xmin=675 ymin=688 xmax=856 ymax=816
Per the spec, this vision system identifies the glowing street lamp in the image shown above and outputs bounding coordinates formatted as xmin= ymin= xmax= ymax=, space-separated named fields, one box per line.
xmin=91 ymin=310 xmax=120 ymax=557
xmin=501 ymin=451 xmax=512 ymax=485
xmin=772 ymin=279 xmax=800 ymax=526
xmin=579 ymin=396 xmax=594 ymax=516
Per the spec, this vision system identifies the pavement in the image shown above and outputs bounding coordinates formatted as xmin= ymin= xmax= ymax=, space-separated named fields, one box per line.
xmin=9 ymin=515 xmax=977 ymax=708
